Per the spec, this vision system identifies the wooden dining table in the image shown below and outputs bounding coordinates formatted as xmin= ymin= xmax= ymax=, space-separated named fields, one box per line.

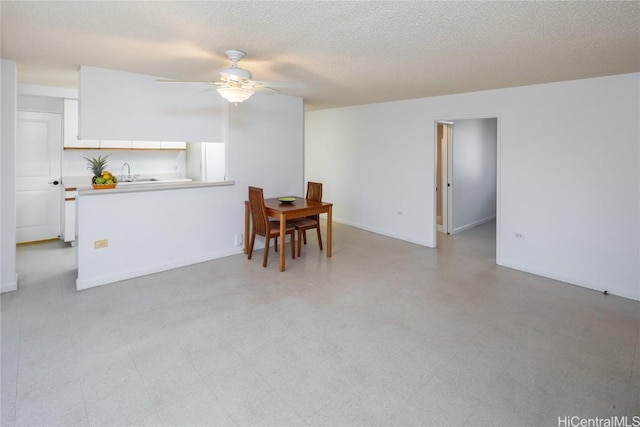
xmin=244 ymin=197 xmax=333 ymax=271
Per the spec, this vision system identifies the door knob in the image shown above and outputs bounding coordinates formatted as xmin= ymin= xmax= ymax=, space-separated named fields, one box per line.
xmin=49 ymin=180 xmax=60 ymax=185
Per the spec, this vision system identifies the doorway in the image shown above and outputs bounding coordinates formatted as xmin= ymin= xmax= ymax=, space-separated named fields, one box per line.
xmin=436 ymin=122 xmax=452 ymax=233
xmin=16 ymin=111 xmax=62 ymax=243
xmin=434 ymin=117 xmax=499 ymax=254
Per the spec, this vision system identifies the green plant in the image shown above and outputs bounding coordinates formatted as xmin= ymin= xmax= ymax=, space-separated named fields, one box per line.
xmin=83 ymin=154 xmax=110 ymax=177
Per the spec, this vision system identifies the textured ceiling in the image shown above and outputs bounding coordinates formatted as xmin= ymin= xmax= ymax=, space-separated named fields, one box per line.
xmin=1 ymin=1 xmax=639 ymax=111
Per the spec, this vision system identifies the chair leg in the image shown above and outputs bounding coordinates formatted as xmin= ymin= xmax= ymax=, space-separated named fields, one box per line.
xmin=303 ymin=230 xmax=307 ymax=245
xmin=316 ymin=225 xmax=323 ymax=251
xmin=248 ymin=231 xmax=256 ymax=259
xmin=263 ymin=236 xmax=270 ymax=267
xmin=297 ymin=229 xmax=303 ymax=257
xmin=290 ymin=231 xmax=295 ymax=259
xmin=274 ymin=236 xmax=278 ymax=252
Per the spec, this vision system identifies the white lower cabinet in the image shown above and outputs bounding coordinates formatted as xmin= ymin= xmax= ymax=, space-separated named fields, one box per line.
xmin=62 ymin=189 xmax=77 ymax=245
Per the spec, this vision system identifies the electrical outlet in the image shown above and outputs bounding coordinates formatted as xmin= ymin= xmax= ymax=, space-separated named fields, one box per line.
xmin=94 ymin=239 xmax=108 ymax=249
xmin=235 ymin=233 xmax=243 ymax=246
xmin=514 ymin=232 xmax=525 ymax=239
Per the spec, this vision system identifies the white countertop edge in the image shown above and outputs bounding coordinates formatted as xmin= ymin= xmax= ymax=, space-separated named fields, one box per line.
xmin=77 ymin=180 xmax=235 ymax=196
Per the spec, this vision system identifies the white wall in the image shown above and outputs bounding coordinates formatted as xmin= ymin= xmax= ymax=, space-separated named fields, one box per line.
xmin=227 ymin=93 xmax=304 ymax=198
xmin=225 ymin=92 xmax=304 ymax=251
xmin=306 ymin=100 xmax=433 ymax=246
xmin=306 ymin=73 xmax=640 ymax=301
xmin=452 ymin=118 xmax=497 ymax=233
xmin=17 ymin=94 xmax=63 ymax=113
xmin=1 ymin=59 xmax=18 ymax=293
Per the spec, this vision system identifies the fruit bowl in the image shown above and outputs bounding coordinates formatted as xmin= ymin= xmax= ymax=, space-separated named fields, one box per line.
xmin=92 ymin=183 xmax=117 ymax=190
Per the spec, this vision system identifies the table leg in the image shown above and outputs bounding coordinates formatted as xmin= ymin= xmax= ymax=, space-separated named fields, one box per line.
xmin=279 ymin=214 xmax=286 ymax=271
xmin=244 ymin=201 xmax=249 ymax=254
xmin=327 ymin=206 xmax=332 ymax=257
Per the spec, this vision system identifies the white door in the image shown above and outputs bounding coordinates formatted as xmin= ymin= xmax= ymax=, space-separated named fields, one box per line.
xmin=16 ymin=111 xmax=62 ymax=243
xmin=445 ymin=123 xmax=454 ymax=234
xmin=436 ymin=122 xmax=453 ymax=234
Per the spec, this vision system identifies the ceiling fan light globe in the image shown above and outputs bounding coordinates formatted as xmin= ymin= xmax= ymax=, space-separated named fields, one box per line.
xmin=216 ymin=86 xmax=254 ymax=104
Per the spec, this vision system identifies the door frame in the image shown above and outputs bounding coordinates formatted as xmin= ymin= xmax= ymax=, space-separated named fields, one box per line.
xmin=436 ymin=121 xmax=453 ymax=234
xmin=15 ymin=110 xmax=63 ymax=243
xmin=432 ymin=114 xmax=502 ymax=264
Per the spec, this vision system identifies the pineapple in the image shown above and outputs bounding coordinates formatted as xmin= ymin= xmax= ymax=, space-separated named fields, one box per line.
xmin=84 ymin=154 xmax=116 ymax=185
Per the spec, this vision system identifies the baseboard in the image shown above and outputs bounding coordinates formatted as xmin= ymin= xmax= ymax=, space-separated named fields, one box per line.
xmin=452 ymin=215 xmax=496 ymax=235
xmin=1 ymin=274 xmax=18 ymax=293
xmin=498 ymin=258 xmax=640 ymax=302
xmin=331 ymin=217 xmax=638 ymax=302
xmin=333 ymin=217 xmax=434 ymax=248
xmin=76 ymin=247 xmax=244 ymax=291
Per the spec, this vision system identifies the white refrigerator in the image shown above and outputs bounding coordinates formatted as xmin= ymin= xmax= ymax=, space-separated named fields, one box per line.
xmin=186 ymin=142 xmax=226 ymax=182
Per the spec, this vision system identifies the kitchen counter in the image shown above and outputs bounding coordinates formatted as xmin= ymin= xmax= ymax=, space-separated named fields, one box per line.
xmin=64 ymin=174 xmax=235 ymax=194
xmin=77 ymin=179 xmax=234 ymax=196
xmin=64 ymin=174 xmax=217 ymax=188
xmin=75 ymin=178 xmax=241 ymax=291
xmin=62 ymin=175 xmax=235 ymax=248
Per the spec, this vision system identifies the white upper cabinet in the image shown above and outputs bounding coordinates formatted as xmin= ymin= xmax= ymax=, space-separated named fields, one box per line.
xmin=64 ymin=99 xmax=185 ymax=150
xmin=79 ymin=66 xmax=226 ymax=142
xmin=160 ymin=141 xmax=187 ymax=149
xmin=63 ymin=99 xmax=99 ymax=148
xmin=132 ymin=140 xmax=161 ymax=149
xmin=100 ymin=140 xmax=132 ymax=149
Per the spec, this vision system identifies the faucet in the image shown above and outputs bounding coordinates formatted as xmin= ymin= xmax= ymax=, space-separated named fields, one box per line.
xmin=122 ymin=163 xmax=131 ymax=181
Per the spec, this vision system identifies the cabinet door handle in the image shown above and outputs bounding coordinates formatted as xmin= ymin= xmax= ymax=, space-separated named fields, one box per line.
xmin=49 ymin=180 xmax=60 ymax=185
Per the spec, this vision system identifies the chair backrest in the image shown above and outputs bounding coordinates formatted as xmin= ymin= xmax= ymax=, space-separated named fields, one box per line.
xmin=306 ymin=182 xmax=322 ymax=202
xmin=248 ymin=186 xmax=269 ymax=237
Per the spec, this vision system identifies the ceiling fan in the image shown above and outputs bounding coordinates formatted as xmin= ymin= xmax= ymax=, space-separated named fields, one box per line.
xmin=157 ymin=49 xmax=304 ymax=104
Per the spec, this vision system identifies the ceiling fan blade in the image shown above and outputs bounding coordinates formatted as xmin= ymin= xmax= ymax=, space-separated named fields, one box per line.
xmin=157 ymin=50 xmax=305 ymax=98
xmin=252 ymin=86 xmax=280 ymax=94
xmin=156 ymin=79 xmax=215 ymax=84
xmin=252 ymin=80 xmax=306 ymax=90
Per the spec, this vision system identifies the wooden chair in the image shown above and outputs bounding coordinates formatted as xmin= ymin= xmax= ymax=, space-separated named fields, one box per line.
xmin=290 ymin=181 xmax=323 ymax=257
xmin=247 ymin=186 xmax=296 ymax=267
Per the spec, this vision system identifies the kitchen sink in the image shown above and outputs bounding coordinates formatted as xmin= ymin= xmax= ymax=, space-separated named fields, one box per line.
xmin=119 ymin=177 xmax=158 ymax=183
xmin=117 ymin=178 xmax=192 ymax=186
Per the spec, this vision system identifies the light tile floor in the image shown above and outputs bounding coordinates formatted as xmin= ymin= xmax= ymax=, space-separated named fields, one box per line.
xmin=1 ymin=221 xmax=638 ymax=426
